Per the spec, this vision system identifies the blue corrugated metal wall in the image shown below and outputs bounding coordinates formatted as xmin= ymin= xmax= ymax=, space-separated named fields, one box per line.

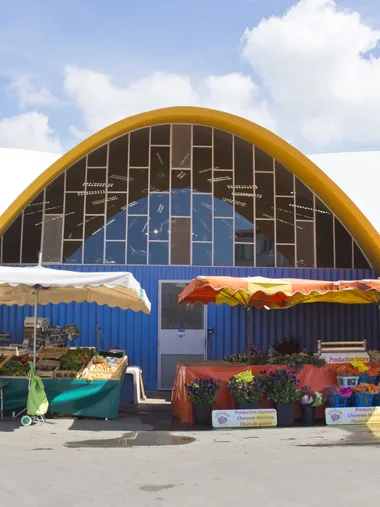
xmin=0 ymin=265 xmax=378 ymax=390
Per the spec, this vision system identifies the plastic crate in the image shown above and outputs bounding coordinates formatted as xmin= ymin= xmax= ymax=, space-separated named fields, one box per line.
xmin=353 ymin=394 xmax=374 ymax=407
xmin=327 ymin=395 xmax=349 ymax=408
xmin=374 ymin=394 xmax=380 ymax=406
xmin=337 ymin=376 xmax=359 ymax=387
xmin=359 ymin=375 xmax=377 ymax=385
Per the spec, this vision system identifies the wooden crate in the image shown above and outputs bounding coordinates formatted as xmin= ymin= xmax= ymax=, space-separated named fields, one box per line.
xmin=0 ymin=353 xmax=14 ymax=368
xmin=35 ymin=359 xmax=59 ymax=378
xmin=54 ymin=365 xmax=84 ymax=379
xmin=38 ymin=346 xmax=69 ymax=360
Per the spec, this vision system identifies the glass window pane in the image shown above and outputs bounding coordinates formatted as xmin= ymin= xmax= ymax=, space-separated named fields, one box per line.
xmin=214 ymin=171 xmax=233 ymax=217
xmin=45 ymin=174 xmax=64 ymax=214
xmin=335 ymin=219 xmax=353 ymax=268
xmin=275 ymin=162 xmax=294 ymax=196
xmin=150 ymin=146 xmax=169 ymax=192
xmin=88 ymin=144 xmax=107 ymax=167
xmin=161 ymin=282 xmax=204 ymax=330
xmin=316 ymin=198 xmax=334 ymax=268
xmin=354 ymin=243 xmax=371 ymax=270
xmin=171 ymin=218 xmax=190 ymax=265
xmin=108 ymin=135 xmax=128 ymax=191
xmin=255 ymin=147 xmax=273 ymax=172
xmin=22 ymin=195 xmax=43 ymax=264
xmin=63 ymin=241 xmax=82 ymax=264
xmin=128 ymin=169 xmax=148 ymax=214
xmin=66 ymin=158 xmax=86 ymax=191
xmin=172 ymin=170 xmax=190 ymax=216
xmin=172 ymin=125 xmax=191 ymax=168
xmin=149 ymin=193 xmax=169 ymax=240
xmin=277 ymin=245 xmax=295 ymax=267
xmin=214 ymin=129 xmax=232 ymax=169
xmin=192 ymin=243 xmax=212 ymax=266
xmin=149 ymin=242 xmax=169 ymax=265
xmin=296 ymin=222 xmax=314 ymax=268
xmin=129 ymin=128 xmax=149 ymax=167
xmin=85 ymin=169 xmax=107 ymax=214
xmin=256 ymin=220 xmax=275 ymax=267
xmin=214 ymin=219 xmax=233 ymax=266
xmin=84 ymin=216 xmax=104 ymax=264
xmin=106 ymin=242 xmax=125 ymax=264
xmin=235 ymin=244 xmax=254 ymax=267
xmin=276 ymin=197 xmax=295 ymax=244
xmin=193 ymin=125 xmax=212 ymax=146
xmin=235 ymin=212 xmax=254 ymax=242
xmin=64 ymin=193 xmax=84 ymax=239
xmin=256 ymin=173 xmax=274 ymax=219
xmin=193 ymin=147 xmax=212 ymax=193
xmin=106 ymin=194 xmax=126 ymax=240
xmin=235 ymin=136 xmax=253 ymax=178
xmin=151 ymin=125 xmax=170 ymax=145
xmin=2 ymin=216 xmax=22 ymax=263
xmin=193 ymin=194 xmax=212 ymax=242
xmin=42 ymin=215 xmax=63 ymax=263
xmin=295 ymin=179 xmax=314 ymax=220
xmin=127 ymin=216 xmax=147 ymax=264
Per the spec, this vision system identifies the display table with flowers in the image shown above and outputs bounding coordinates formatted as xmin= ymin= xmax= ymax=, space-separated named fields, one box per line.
xmin=172 ymin=360 xmax=380 ymax=425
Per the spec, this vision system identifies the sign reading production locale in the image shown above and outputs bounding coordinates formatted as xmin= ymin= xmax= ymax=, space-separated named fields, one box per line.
xmin=212 ymin=409 xmax=277 ymax=428
xmin=320 ymin=352 xmax=369 ymax=364
xmin=325 ymin=407 xmax=380 ymax=425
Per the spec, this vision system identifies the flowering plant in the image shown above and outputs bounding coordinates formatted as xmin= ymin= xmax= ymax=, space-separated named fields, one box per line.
xmin=334 ymin=364 xmax=360 ymax=376
xmin=352 ymin=383 xmax=380 ymax=395
xmin=365 ymin=366 xmax=379 ymax=376
xmin=227 ymin=370 xmax=266 ymax=403
xmin=185 ymin=377 xmax=220 ymax=404
xmin=350 ymin=361 xmax=368 ymax=373
xmin=323 ymin=386 xmax=352 ymax=397
xmin=265 ymin=369 xmax=298 ymax=403
xmin=297 ymin=386 xmax=323 ymax=406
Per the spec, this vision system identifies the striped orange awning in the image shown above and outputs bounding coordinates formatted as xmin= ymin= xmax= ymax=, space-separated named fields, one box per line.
xmin=178 ymin=276 xmax=339 ymax=309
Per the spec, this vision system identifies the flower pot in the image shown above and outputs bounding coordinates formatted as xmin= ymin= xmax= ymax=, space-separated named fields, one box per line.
xmin=359 ymin=375 xmax=377 ymax=385
xmin=326 ymin=395 xmax=349 ymax=408
xmin=236 ymin=402 xmax=258 ymax=410
xmin=192 ymin=403 xmax=212 ymax=426
xmin=275 ymin=402 xmax=296 ymax=427
xmin=301 ymin=404 xmax=315 ymax=426
xmin=353 ymin=394 xmax=374 ymax=407
xmin=337 ymin=376 xmax=359 ymax=387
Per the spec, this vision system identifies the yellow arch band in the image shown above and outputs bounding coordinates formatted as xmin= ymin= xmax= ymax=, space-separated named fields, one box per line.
xmin=1 ymin=106 xmax=379 ymax=272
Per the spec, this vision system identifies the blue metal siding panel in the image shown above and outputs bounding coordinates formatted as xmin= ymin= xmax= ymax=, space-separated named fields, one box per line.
xmin=0 ymin=265 xmax=378 ymax=390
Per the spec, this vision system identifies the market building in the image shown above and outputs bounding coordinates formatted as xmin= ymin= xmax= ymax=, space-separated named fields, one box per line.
xmin=0 ymin=106 xmax=379 ymax=390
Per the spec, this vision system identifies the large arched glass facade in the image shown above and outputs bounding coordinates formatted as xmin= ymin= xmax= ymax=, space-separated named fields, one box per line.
xmin=0 ymin=124 xmax=371 ymax=269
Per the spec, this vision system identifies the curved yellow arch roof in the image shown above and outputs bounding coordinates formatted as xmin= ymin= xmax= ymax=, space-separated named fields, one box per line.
xmin=1 ymin=106 xmax=379 ymax=271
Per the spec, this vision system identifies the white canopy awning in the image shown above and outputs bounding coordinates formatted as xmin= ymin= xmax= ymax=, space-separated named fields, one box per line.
xmin=0 ymin=266 xmax=151 ymax=314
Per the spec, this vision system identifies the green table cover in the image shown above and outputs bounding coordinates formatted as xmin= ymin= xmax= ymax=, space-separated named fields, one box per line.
xmin=1 ymin=377 xmax=122 ymax=419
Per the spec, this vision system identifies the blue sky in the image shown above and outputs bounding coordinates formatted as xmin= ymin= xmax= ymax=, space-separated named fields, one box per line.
xmin=0 ymin=0 xmax=379 ymax=154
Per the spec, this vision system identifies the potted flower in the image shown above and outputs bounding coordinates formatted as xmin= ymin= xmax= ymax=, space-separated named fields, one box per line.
xmin=323 ymin=386 xmax=352 ymax=407
xmin=334 ymin=364 xmax=359 ymax=387
xmin=352 ymin=383 xmax=379 ymax=407
xmin=185 ymin=377 xmax=220 ymax=426
xmin=297 ymin=386 xmax=323 ymax=426
xmin=227 ymin=370 xmax=266 ymax=409
xmin=355 ymin=363 xmax=378 ymax=384
xmin=265 ymin=369 xmax=298 ymax=426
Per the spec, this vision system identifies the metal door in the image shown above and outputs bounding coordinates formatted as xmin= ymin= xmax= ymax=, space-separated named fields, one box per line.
xmin=158 ymin=281 xmax=207 ymax=390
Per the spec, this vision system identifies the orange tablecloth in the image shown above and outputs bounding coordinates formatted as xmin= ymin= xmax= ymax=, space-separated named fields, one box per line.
xmin=171 ymin=361 xmax=366 ymax=424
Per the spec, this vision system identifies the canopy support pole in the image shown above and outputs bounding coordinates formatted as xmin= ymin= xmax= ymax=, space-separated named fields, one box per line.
xmin=33 ymin=290 xmax=39 ymax=366
xmin=246 ymin=307 xmax=251 ymax=352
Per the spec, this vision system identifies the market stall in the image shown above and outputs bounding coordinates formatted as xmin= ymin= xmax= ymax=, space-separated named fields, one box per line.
xmin=174 ymin=276 xmax=380 ymax=426
xmin=0 ymin=265 xmax=150 ymax=420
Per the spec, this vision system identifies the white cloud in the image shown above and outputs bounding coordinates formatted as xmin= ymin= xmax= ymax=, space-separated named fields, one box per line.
xmin=241 ymin=0 xmax=380 ymax=150
xmin=10 ymin=76 xmax=57 ymax=108
xmin=64 ymin=66 xmax=276 ymax=135
xmin=0 ymin=112 xmax=61 ymax=153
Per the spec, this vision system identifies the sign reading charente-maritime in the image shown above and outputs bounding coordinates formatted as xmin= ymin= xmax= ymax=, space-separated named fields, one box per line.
xmin=325 ymin=407 xmax=380 ymax=425
xmin=212 ymin=409 xmax=277 ymax=428
xmin=320 ymin=352 xmax=369 ymax=364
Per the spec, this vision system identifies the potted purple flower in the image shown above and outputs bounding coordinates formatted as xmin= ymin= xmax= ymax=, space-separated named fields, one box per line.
xmin=227 ymin=371 xmax=266 ymax=409
xmin=265 ymin=369 xmax=298 ymax=426
xmin=185 ymin=377 xmax=220 ymax=426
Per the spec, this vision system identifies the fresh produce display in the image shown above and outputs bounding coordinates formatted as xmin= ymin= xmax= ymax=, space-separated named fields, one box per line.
xmin=0 ymin=354 xmax=32 ymax=376
xmin=58 ymin=348 xmax=94 ymax=371
xmin=83 ymin=358 xmax=124 ymax=380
